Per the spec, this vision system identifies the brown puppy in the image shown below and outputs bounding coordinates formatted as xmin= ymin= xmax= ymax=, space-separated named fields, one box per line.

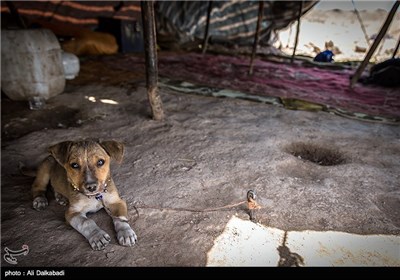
xmin=31 ymin=140 xmax=137 ymax=250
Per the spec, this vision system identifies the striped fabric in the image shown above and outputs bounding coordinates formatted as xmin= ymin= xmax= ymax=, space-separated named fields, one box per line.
xmin=156 ymin=1 xmax=317 ymax=45
xmin=2 ymin=1 xmax=317 ymax=47
xmin=0 ymin=1 xmax=141 ymax=28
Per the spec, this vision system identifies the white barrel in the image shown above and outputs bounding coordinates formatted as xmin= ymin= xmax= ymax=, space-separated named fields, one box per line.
xmin=1 ymin=29 xmax=65 ymax=102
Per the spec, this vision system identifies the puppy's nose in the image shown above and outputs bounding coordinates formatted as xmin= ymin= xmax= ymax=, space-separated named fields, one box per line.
xmin=84 ymin=170 xmax=97 ymax=192
xmin=86 ymin=183 xmax=97 ymax=192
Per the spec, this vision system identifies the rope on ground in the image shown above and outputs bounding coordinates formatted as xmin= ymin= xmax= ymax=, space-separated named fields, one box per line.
xmin=134 ymin=200 xmax=247 ymax=213
xmin=131 ymin=190 xmax=262 ymax=224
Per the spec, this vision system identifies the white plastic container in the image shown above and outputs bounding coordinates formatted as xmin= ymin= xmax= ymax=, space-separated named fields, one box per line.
xmin=62 ymin=51 xmax=80 ymax=80
xmin=1 ymin=29 xmax=66 ymax=109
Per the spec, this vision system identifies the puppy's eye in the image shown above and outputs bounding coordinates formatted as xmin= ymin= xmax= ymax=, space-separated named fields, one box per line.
xmin=70 ymin=163 xmax=80 ymax=169
xmin=97 ymin=159 xmax=105 ymax=167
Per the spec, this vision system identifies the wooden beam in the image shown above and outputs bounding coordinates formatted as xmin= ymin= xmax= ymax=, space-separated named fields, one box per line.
xmin=291 ymin=1 xmax=303 ymax=63
xmin=5 ymin=1 xmax=26 ymax=28
xmin=352 ymin=0 xmax=371 ymax=47
xmin=141 ymin=1 xmax=164 ymax=121
xmin=350 ymin=1 xmax=399 ymax=88
xmin=392 ymin=34 xmax=400 ymax=59
xmin=202 ymin=1 xmax=213 ymax=54
xmin=249 ymin=1 xmax=264 ymax=75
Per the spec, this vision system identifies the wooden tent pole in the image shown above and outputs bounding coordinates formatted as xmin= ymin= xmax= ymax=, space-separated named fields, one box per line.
xmin=249 ymin=1 xmax=264 ymax=75
xmin=392 ymin=35 xmax=400 ymax=59
xmin=5 ymin=1 xmax=26 ymax=28
xmin=350 ymin=1 xmax=399 ymax=88
xmin=141 ymin=1 xmax=164 ymax=121
xmin=202 ymin=1 xmax=213 ymax=54
xmin=291 ymin=1 xmax=303 ymax=63
xmin=352 ymin=0 xmax=371 ymax=47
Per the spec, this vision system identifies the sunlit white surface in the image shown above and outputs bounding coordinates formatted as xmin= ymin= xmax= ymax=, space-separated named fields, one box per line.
xmin=207 ymin=216 xmax=400 ymax=267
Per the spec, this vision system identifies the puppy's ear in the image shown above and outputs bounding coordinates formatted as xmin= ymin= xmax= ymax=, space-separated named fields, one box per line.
xmin=49 ymin=141 xmax=73 ymax=165
xmin=100 ymin=141 xmax=125 ymax=164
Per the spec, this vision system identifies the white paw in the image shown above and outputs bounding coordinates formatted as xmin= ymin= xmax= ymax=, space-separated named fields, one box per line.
xmin=88 ymin=229 xmax=111 ymax=251
xmin=33 ymin=196 xmax=48 ymax=211
xmin=117 ymin=227 xmax=137 ymax=247
xmin=55 ymin=192 xmax=68 ymax=206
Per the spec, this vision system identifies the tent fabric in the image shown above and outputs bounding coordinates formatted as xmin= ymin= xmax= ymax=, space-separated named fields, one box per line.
xmin=156 ymin=0 xmax=317 ymax=46
xmin=2 ymin=1 xmax=316 ymax=47
xmin=0 ymin=1 xmax=141 ymax=28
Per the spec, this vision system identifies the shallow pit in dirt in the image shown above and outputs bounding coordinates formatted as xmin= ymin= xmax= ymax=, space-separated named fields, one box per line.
xmin=284 ymin=142 xmax=346 ymax=166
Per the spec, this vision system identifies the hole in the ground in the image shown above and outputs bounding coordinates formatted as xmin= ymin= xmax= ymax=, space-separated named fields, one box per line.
xmin=285 ymin=142 xmax=346 ymax=166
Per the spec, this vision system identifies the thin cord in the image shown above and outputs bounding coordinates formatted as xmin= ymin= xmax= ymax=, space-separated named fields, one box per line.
xmin=134 ymin=200 xmax=247 ymax=213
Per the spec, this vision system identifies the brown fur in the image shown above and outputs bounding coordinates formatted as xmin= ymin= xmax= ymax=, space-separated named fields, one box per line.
xmin=31 ymin=140 xmax=137 ymax=250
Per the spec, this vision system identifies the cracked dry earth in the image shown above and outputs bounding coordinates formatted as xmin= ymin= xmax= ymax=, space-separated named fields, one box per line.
xmin=1 ymin=82 xmax=399 ymax=266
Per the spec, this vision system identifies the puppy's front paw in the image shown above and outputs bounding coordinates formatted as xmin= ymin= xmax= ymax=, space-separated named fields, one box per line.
xmin=55 ymin=192 xmax=68 ymax=206
xmin=117 ymin=227 xmax=137 ymax=247
xmin=33 ymin=196 xmax=48 ymax=210
xmin=88 ymin=229 xmax=111 ymax=251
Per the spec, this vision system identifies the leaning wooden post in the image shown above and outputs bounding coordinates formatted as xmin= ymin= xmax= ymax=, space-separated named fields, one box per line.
xmin=350 ymin=1 xmax=399 ymax=88
xmin=392 ymin=35 xmax=400 ymax=59
xmin=202 ymin=1 xmax=213 ymax=54
xmin=291 ymin=0 xmax=303 ymax=63
xmin=249 ymin=1 xmax=264 ymax=75
xmin=141 ymin=1 xmax=164 ymax=121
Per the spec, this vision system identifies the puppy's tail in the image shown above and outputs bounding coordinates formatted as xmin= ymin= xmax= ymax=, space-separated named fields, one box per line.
xmin=18 ymin=162 xmax=37 ymax=177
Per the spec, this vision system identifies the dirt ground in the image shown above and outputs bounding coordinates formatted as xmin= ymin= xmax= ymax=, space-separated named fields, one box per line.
xmin=2 ymin=1 xmax=400 ymax=268
xmin=1 ymin=63 xmax=400 ymax=266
